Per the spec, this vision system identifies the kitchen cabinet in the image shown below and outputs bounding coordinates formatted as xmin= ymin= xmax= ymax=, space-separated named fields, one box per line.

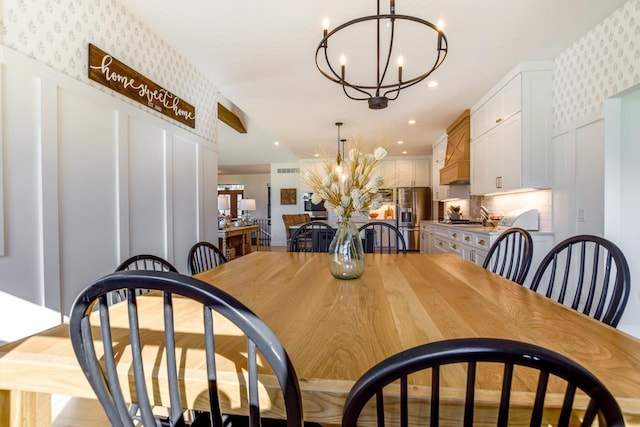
xmin=470 ymin=113 xmax=522 ymax=194
xmin=423 ymin=221 xmax=554 ymax=286
xmin=376 ymin=160 xmax=397 ymax=186
xmin=469 ymin=62 xmax=553 ymax=195
xmin=431 ymin=133 xmax=448 ymax=201
xmin=419 ymin=221 xmax=431 ymax=253
xmin=471 ymin=75 xmax=522 ymax=139
xmin=396 ymin=159 xmax=430 ymax=187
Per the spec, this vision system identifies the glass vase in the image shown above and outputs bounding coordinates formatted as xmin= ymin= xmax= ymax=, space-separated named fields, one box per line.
xmin=328 ymin=216 xmax=365 ymax=280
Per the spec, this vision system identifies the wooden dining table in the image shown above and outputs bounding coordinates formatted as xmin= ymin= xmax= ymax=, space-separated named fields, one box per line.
xmin=2 ymin=252 xmax=640 ymax=426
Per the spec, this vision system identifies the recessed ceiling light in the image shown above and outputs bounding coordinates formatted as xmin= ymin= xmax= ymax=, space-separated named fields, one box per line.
xmin=402 ymin=150 xmax=407 ymax=154
xmin=427 ymin=81 xmax=439 ymax=88
xmin=397 ymin=140 xmax=404 ymax=145
xmin=274 ymin=141 xmax=280 ymax=146
xmin=408 ymin=119 xmax=416 ymax=125
xmin=314 ymin=153 xmax=320 ymax=157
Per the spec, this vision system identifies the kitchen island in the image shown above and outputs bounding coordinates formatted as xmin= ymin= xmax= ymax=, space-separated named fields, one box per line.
xmin=420 ymin=220 xmax=554 ymax=285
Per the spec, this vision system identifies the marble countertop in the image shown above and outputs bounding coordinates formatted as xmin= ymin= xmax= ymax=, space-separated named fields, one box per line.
xmin=422 ymin=220 xmax=554 ymax=236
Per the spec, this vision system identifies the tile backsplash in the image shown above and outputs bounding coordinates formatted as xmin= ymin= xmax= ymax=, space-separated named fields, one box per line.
xmin=443 ymin=189 xmax=553 ymax=232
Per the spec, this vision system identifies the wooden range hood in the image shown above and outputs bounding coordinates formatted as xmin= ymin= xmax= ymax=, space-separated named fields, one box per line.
xmin=440 ymin=109 xmax=470 ymax=185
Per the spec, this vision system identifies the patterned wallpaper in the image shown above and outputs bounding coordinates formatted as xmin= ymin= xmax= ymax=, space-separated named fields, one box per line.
xmin=0 ymin=0 xmax=217 ymax=143
xmin=554 ymin=0 xmax=640 ymax=130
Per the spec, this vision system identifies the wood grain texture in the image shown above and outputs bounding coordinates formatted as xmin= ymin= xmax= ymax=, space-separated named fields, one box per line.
xmin=217 ymin=103 xmax=247 ymax=133
xmin=2 ymin=253 xmax=640 ymax=426
xmin=88 ymin=44 xmax=196 ymax=128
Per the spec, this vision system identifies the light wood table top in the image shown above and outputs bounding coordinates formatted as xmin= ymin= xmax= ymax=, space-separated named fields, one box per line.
xmin=2 ymin=252 xmax=640 ymax=426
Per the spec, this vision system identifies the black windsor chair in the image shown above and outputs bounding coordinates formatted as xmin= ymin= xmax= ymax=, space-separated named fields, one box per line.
xmin=115 ymin=254 xmax=178 ymax=273
xmin=358 ymin=221 xmax=407 ymax=254
xmin=188 ymin=241 xmax=228 ymax=275
xmin=529 ymin=234 xmax=630 ymax=327
xmin=341 ymin=338 xmax=625 ymax=427
xmin=69 ymin=270 xmax=304 ymax=427
xmin=288 ymin=221 xmax=336 ymax=252
xmin=482 ymin=227 xmax=533 ymax=284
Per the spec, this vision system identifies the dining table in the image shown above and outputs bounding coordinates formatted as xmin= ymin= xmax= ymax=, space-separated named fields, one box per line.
xmin=2 ymin=252 xmax=640 ymax=426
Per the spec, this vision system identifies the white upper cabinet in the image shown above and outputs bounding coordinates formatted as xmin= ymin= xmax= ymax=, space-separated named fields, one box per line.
xmin=374 ymin=160 xmax=397 ymax=187
xmin=431 ymin=133 xmax=448 ymax=200
xmin=395 ymin=159 xmax=430 ymax=187
xmin=470 ymin=62 xmax=553 ymax=195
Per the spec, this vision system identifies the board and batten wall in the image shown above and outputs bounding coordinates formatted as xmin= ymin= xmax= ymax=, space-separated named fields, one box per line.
xmin=0 ymin=49 xmax=218 ymax=341
xmin=0 ymin=0 xmax=219 ymax=342
xmin=552 ymin=0 xmax=640 ymax=335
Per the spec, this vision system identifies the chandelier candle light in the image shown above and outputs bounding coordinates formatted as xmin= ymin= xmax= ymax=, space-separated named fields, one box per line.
xmin=316 ymin=0 xmax=448 ymax=109
xmin=303 ymin=138 xmax=387 ymax=279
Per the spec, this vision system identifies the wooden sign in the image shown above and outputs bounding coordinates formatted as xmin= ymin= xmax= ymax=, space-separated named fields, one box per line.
xmin=88 ymin=44 xmax=196 ymax=128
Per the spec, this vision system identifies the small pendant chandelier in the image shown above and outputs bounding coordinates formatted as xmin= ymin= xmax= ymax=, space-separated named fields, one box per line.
xmin=335 ymin=122 xmax=344 ymax=166
xmin=316 ymin=0 xmax=448 ymax=110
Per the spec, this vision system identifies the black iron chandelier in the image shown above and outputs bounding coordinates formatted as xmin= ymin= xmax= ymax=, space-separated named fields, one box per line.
xmin=316 ymin=0 xmax=448 ymax=110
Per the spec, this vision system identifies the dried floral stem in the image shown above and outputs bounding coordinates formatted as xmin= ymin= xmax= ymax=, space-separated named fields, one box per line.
xmin=302 ymin=138 xmax=388 ymax=218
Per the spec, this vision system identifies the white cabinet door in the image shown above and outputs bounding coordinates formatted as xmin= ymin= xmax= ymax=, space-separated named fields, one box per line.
xmin=396 ymin=159 xmax=430 ymax=187
xmin=499 ymin=113 xmax=522 ymax=192
xmin=432 ymin=162 xmax=442 ymax=200
xmin=470 ymin=104 xmax=487 ymax=140
xmin=485 ymin=126 xmax=502 ymax=192
xmin=433 ymin=137 xmax=446 ymax=165
xmin=468 ymin=65 xmax=551 ymax=195
xmin=413 ymin=159 xmax=430 ymax=186
xmin=470 ymin=136 xmax=487 ymax=195
xmin=396 ymin=160 xmax=415 ymax=187
xmin=420 ymin=230 xmax=429 ymax=253
xmin=501 ymin=75 xmax=522 ymax=121
xmin=373 ymin=160 xmax=397 ymax=188
xmin=432 ymin=137 xmax=447 ymax=200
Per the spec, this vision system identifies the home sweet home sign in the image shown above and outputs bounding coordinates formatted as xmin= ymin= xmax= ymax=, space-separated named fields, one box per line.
xmin=88 ymin=44 xmax=196 ymax=128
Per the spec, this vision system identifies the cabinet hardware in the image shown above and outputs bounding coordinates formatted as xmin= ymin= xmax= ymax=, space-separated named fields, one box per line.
xmin=470 ymin=250 xmax=476 ymax=262
xmin=452 ymin=232 xmax=457 ymax=238
xmin=452 ymin=244 xmax=457 ymax=250
xmin=496 ymin=117 xmax=502 ymax=123
xmin=438 ymin=242 xmax=443 ymax=247
xmin=465 ymin=236 xmax=470 ymax=241
xmin=478 ymin=239 xmax=485 ymax=245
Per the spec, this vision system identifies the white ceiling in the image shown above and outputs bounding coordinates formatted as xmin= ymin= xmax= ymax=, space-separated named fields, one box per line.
xmin=122 ymin=0 xmax=627 ymax=174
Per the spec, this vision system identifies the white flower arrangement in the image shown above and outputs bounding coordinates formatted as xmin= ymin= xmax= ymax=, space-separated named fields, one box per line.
xmin=303 ymin=141 xmax=388 ymax=219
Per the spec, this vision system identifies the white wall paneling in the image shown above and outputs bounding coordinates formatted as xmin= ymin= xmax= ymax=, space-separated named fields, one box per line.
xmin=202 ymin=147 xmax=219 ymax=244
xmin=0 ymin=66 xmax=4 ymax=257
xmin=604 ymin=86 xmax=640 ymax=336
xmin=0 ymin=60 xmax=45 ymax=306
xmin=57 ymin=88 xmax=120 ymax=313
xmin=0 ymin=47 xmax=218 ymax=329
xmin=172 ymin=134 xmax=199 ymax=273
xmin=128 ymin=119 xmax=169 ymax=259
xmin=575 ymin=120 xmax=605 ymax=236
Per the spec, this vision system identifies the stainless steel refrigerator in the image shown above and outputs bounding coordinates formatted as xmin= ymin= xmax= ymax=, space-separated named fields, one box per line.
xmin=396 ymin=187 xmax=432 ymax=251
